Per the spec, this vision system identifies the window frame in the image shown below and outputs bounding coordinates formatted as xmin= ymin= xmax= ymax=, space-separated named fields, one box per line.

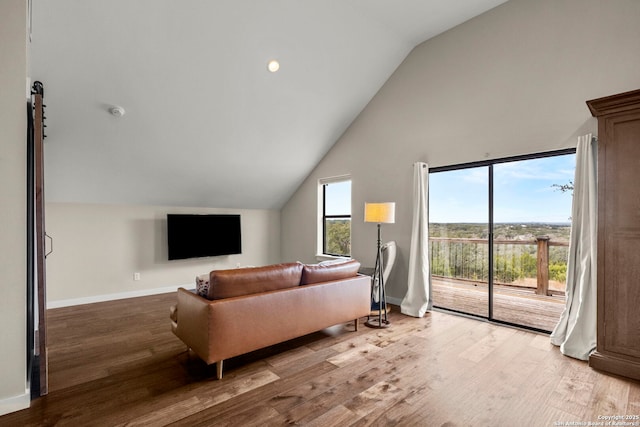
xmin=318 ymin=175 xmax=352 ymax=258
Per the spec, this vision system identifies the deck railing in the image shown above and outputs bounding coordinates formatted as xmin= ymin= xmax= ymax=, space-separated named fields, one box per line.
xmin=429 ymin=236 xmax=570 ymax=296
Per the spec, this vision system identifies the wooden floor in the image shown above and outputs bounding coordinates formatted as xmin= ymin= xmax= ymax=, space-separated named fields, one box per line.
xmin=433 ymin=277 xmax=566 ymax=331
xmin=1 ymin=293 xmax=639 ymax=426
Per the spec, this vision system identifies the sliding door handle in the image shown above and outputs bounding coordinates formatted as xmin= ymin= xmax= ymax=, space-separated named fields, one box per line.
xmin=45 ymin=233 xmax=53 ymax=258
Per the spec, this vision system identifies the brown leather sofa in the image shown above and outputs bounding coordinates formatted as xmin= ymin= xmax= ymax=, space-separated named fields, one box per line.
xmin=170 ymin=260 xmax=370 ymax=379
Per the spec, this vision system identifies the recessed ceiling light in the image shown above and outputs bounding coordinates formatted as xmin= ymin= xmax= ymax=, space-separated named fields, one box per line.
xmin=267 ymin=59 xmax=280 ymax=73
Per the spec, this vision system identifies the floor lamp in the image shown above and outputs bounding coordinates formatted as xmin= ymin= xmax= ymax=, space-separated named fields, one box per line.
xmin=364 ymin=202 xmax=395 ymax=328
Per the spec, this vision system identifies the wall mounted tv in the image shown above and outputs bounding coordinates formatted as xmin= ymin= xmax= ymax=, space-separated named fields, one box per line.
xmin=167 ymin=214 xmax=242 ymax=260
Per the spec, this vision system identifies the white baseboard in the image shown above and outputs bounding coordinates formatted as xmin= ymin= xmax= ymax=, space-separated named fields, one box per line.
xmin=386 ymin=296 xmax=402 ymax=306
xmin=47 ymin=284 xmax=191 ymax=309
xmin=0 ymin=390 xmax=30 ymax=416
xmin=48 ymin=286 xmax=404 ymax=310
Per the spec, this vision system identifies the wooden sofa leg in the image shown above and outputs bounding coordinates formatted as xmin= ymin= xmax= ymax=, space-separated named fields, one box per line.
xmin=355 ymin=318 xmax=359 ymax=331
xmin=216 ymin=360 xmax=223 ymax=380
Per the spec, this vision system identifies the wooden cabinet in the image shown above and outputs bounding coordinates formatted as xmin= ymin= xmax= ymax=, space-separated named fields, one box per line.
xmin=587 ymin=89 xmax=640 ymax=380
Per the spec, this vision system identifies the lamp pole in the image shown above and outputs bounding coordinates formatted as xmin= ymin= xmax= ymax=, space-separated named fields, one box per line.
xmin=366 ymin=222 xmax=389 ymax=328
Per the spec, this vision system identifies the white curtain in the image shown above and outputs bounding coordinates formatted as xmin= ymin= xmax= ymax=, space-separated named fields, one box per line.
xmin=401 ymin=162 xmax=432 ymax=317
xmin=550 ymin=134 xmax=597 ymax=360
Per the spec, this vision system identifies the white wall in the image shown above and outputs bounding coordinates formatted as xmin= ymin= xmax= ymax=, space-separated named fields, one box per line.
xmin=0 ymin=0 xmax=29 ymax=416
xmin=46 ymin=203 xmax=280 ymax=306
xmin=281 ymin=0 xmax=640 ymax=303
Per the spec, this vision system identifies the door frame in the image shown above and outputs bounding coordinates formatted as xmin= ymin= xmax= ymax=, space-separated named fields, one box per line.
xmin=429 ymin=148 xmax=576 ymax=333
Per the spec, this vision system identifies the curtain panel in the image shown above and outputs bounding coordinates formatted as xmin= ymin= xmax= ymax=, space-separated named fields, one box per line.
xmin=550 ymin=134 xmax=598 ymax=360
xmin=401 ymin=162 xmax=432 ymax=317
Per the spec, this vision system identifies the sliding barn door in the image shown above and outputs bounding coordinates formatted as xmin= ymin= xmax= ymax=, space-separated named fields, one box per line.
xmin=30 ymin=81 xmax=48 ymax=396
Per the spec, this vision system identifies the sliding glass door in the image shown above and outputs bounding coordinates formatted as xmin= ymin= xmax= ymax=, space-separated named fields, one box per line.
xmin=429 ymin=166 xmax=489 ymax=318
xmin=492 ymin=156 xmax=573 ymax=330
xmin=429 ymin=151 xmax=575 ymax=332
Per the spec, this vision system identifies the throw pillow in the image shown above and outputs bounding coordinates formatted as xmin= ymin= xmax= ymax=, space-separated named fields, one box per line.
xmin=195 ymin=274 xmax=210 ymax=298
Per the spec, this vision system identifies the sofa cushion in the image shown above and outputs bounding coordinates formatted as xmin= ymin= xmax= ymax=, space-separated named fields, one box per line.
xmin=208 ymin=262 xmax=303 ymax=300
xmin=301 ymin=259 xmax=361 ymax=285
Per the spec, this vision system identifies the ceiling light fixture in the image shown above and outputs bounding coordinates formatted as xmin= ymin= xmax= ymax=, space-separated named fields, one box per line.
xmin=267 ymin=59 xmax=280 ymax=73
xmin=109 ymin=105 xmax=125 ymax=117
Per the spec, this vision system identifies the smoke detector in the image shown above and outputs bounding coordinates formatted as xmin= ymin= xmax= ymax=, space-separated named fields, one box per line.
xmin=109 ymin=106 xmax=126 ymax=117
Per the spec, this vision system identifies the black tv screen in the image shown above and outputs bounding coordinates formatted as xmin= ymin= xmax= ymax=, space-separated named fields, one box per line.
xmin=167 ymin=214 xmax=242 ymax=260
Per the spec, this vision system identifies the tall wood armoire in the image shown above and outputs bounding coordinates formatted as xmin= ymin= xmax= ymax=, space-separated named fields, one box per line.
xmin=587 ymin=88 xmax=640 ymax=381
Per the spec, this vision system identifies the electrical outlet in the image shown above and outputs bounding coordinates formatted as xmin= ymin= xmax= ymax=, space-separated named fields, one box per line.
xmin=134 ymin=272 xmax=141 ymax=281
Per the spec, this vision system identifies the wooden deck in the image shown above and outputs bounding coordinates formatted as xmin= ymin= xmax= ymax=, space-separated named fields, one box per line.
xmin=433 ymin=276 xmax=566 ymax=331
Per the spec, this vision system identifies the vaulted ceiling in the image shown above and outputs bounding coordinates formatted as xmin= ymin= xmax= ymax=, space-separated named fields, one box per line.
xmin=31 ymin=0 xmax=508 ymax=209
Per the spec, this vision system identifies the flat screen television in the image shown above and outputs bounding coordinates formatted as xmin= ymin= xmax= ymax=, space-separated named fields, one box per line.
xmin=167 ymin=214 xmax=242 ymax=260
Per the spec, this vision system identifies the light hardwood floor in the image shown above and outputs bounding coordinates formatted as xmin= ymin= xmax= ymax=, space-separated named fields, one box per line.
xmin=1 ymin=292 xmax=638 ymax=426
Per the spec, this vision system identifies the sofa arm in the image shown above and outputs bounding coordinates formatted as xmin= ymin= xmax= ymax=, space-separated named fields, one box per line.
xmin=174 ymin=288 xmax=214 ymax=363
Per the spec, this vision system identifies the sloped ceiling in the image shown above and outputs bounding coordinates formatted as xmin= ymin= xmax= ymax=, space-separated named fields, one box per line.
xmin=31 ymin=0 xmax=507 ymax=209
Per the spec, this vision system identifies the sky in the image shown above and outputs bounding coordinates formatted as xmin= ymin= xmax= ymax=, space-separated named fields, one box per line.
xmin=429 ymin=154 xmax=575 ymax=224
xmin=323 ymin=153 xmax=575 ymax=224
xmin=325 ymin=180 xmax=352 ymax=215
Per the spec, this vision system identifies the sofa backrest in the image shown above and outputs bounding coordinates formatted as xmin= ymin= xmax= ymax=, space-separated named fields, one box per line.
xmin=207 ymin=262 xmax=303 ymax=300
xmin=300 ymin=259 xmax=361 ymax=285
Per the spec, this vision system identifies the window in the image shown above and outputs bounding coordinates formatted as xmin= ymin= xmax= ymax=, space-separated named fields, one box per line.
xmin=320 ymin=177 xmax=351 ymax=257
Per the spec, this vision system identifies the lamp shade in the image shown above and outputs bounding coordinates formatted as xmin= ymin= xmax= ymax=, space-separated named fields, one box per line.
xmin=364 ymin=202 xmax=395 ymax=224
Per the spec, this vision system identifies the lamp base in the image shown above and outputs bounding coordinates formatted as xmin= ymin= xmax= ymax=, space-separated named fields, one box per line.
xmin=370 ymin=302 xmax=390 ymax=316
xmin=365 ymin=317 xmax=390 ymax=329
